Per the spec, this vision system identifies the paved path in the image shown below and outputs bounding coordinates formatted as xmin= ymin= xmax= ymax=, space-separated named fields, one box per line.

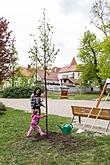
xmin=1 ymin=98 xmax=110 ymax=133
xmin=0 ymin=98 xmax=110 ymax=117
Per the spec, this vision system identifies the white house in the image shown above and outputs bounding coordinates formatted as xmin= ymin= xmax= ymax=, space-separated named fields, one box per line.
xmin=37 ymin=69 xmax=60 ymax=85
xmin=3 ymin=58 xmax=81 ymax=91
xmin=58 ymin=57 xmax=81 ymax=86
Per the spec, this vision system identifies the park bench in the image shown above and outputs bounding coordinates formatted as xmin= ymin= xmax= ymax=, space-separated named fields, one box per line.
xmin=71 ymin=106 xmax=110 ymax=131
xmin=71 ymin=106 xmax=110 ymax=123
xmin=71 ymin=79 xmax=110 ymax=132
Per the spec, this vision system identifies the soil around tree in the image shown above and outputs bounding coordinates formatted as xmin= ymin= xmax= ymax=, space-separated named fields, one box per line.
xmin=28 ymin=131 xmax=96 ymax=153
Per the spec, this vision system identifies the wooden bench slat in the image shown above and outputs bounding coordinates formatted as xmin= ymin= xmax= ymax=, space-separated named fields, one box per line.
xmin=71 ymin=106 xmax=110 ymax=121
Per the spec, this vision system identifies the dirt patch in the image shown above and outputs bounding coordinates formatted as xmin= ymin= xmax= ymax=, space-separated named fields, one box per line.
xmin=31 ymin=131 xmax=96 ymax=153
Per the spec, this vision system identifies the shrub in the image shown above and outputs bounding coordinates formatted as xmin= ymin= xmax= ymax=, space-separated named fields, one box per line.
xmin=0 ymin=102 xmax=7 ymax=114
xmin=0 ymin=90 xmax=3 ymax=98
xmin=2 ymin=86 xmax=33 ymax=98
xmin=2 ymin=84 xmax=45 ymax=98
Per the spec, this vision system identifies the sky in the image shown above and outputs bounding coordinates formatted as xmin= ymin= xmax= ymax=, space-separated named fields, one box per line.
xmin=0 ymin=0 xmax=98 ymax=68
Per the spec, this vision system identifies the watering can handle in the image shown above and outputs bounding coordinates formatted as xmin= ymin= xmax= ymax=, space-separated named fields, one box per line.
xmin=64 ymin=123 xmax=73 ymax=128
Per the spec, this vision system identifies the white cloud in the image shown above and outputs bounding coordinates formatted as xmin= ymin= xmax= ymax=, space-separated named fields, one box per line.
xmin=0 ymin=0 xmax=97 ymax=67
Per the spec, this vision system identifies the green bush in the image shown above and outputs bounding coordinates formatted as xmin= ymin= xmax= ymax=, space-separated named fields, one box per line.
xmin=2 ymin=86 xmax=33 ymax=98
xmin=2 ymin=84 xmax=45 ymax=98
xmin=0 ymin=90 xmax=3 ymax=98
xmin=0 ymin=102 xmax=7 ymax=114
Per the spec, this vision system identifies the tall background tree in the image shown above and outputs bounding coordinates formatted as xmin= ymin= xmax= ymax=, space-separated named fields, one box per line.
xmin=78 ymin=0 xmax=110 ymax=90
xmin=90 ymin=0 xmax=110 ymax=80
xmin=77 ymin=30 xmax=103 ymax=90
xmin=98 ymin=36 xmax=110 ymax=79
xmin=29 ymin=9 xmax=59 ymax=133
xmin=0 ymin=17 xmax=16 ymax=85
xmin=90 ymin=0 xmax=110 ymax=37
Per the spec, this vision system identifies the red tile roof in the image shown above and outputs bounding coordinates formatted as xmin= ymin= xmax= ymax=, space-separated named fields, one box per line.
xmin=19 ymin=66 xmax=59 ymax=81
xmin=68 ymin=77 xmax=79 ymax=85
xmin=38 ymin=70 xmax=58 ymax=81
xmin=51 ymin=67 xmax=61 ymax=72
xmin=58 ymin=57 xmax=77 ymax=73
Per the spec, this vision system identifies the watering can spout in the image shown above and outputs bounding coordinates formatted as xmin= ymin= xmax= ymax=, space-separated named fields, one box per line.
xmin=57 ymin=125 xmax=63 ymax=132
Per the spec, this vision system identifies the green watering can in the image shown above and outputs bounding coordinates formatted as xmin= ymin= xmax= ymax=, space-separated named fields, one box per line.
xmin=57 ymin=123 xmax=73 ymax=135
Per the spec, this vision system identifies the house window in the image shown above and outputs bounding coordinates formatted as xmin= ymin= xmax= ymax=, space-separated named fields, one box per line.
xmin=62 ymin=75 xmax=68 ymax=78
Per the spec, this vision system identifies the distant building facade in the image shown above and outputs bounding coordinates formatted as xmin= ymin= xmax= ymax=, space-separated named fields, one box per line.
xmin=3 ymin=57 xmax=81 ymax=92
xmin=58 ymin=57 xmax=81 ymax=87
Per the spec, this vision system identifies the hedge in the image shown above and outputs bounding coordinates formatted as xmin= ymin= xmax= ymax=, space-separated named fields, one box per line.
xmin=0 ymin=102 xmax=7 ymax=114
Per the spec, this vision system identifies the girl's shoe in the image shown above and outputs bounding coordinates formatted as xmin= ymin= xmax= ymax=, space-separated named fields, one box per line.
xmin=26 ymin=135 xmax=32 ymax=138
xmin=41 ymin=133 xmax=47 ymax=136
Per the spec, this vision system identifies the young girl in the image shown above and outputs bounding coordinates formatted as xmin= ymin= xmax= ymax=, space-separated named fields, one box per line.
xmin=30 ymin=87 xmax=45 ymax=114
xmin=27 ymin=110 xmax=47 ymax=137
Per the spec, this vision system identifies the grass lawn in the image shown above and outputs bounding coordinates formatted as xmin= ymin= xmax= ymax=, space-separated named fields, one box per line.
xmin=0 ymin=109 xmax=110 ymax=165
xmin=48 ymin=91 xmax=101 ymax=100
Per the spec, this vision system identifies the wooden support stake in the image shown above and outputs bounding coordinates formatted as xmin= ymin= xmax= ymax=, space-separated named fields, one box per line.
xmin=96 ymin=81 xmax=107 ymax=108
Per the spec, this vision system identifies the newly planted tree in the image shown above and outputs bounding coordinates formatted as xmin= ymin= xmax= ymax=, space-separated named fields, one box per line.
xmin=29 ymin=35 xmax=39 ymax=83
xmin=29 ymin=9 xmax=59 ymax=133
